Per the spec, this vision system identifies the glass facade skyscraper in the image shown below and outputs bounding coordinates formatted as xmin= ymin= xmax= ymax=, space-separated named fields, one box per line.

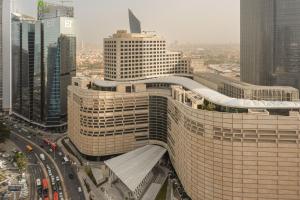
xmin=11 ymin=3 xmax=76 ymax=131
xmin=0 ymin=0 xmax=3 ymax=111
xmin=11 ymin=14 xmax=37 ymax=120
xmin=42 ymin=17 xmax=76 ymax=126
xmin=241 ymin=0 xmax=300 ymax=90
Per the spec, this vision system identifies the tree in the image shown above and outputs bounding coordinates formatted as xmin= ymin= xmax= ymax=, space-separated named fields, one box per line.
xmin=0 ymin=123 xmax=10 ymax=143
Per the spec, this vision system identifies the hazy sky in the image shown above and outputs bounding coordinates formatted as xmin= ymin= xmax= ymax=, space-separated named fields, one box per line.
xmin=14 ymin=0 xmax=240 ymax=45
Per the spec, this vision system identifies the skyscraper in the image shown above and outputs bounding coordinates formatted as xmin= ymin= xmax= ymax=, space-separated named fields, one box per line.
xmin=241 ymin=0 xmax=300 ymax=90
xmin=41 ymin=16 xmax=76 ymax=127
xmin=11 ymin=2 xmax=76 ymax=131
xmin=0 ymin=0 xmax=3 ymax=111
xmin=37 ymin=0 xmax=74 ymax=20
xmin=1 ymin=0 xmax=12 ymax=112
xmin=128 ymin=9 xmax=141 ymax=33
xmin=11 ymin=13 xmax=37 ymax=120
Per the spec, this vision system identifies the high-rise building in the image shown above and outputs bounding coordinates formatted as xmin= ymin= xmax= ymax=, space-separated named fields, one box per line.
xmin=11 ymin=13 xmax=37 ymax=120
xmin=241 ymin=0 xmax=300 ymax=90
xmin=41 ymin=16 xmax=76 ymax=127
xmin=1 ymin=0 xmax=12 ymax=112
xmin=104 ymin=30 xmax=192 ymax=81
xmin=128 ymin=9 xmax=141 ymax=34
xmin=0 ymin=0 xmax=3 ymax=111
xmin=11 ymin=2 xmax=76 ymax=131
xmin=37 ymin=0 xmax=74 ymax=20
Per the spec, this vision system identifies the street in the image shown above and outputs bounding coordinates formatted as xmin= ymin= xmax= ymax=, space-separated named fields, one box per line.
xmin=6 ymin=118 xmax=85 ymax=200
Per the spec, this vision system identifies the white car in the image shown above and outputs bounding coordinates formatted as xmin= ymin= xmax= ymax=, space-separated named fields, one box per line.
xmin=78 ymin=187 xmax=82 ymax=192
xmin=56 ymin=176 xmax=60 ymax=182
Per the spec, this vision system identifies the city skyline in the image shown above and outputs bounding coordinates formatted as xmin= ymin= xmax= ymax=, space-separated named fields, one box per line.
xmin=14 ymin=0 xmax=240 ymax=45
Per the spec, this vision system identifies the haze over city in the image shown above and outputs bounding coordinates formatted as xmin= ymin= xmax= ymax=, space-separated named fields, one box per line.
xmin=4 ymin=1 xmax=300 ymax=200
xmin=14 ymin=0 xmax=240 ymax=45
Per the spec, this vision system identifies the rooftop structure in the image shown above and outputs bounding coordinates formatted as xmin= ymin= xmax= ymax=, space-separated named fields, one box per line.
xmin=105 ymin=145 xmax=166 ymax=192
xmin=37 ymin=0 xmax=74 ymax=20
xmin=128 ymin=9 xmax=141 ymax=33
xmin=93 ymin=76 xmax=300 ymax=109
xmin=194 ymin=73 xmax=299 ymax=101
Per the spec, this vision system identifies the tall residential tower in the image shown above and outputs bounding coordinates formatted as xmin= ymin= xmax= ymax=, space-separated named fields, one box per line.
xmin=241 ymin=0 xmax=300 ymax=90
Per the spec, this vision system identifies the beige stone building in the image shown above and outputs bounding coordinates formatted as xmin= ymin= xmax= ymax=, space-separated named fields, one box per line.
xmin=104 ymin=30 xmax=192 ymax=81
xmin=194 ymin=73 xmax=299 ymax=101
xmin=68 ymin=75 xmax=300 ymax=200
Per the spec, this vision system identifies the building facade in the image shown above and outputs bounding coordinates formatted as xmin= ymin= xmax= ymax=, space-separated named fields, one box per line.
xmin=241 ymin=0 xmax=300 ymax=91
xmin=11 ymin=3 xmax=76 ymax=131
xmin=11 ymin=14 xmax=36 ymax=120
xmin=128 ymin=9 xmax=141 ymax=34
xmin=0 ymin=0 xmax=3 ymax=111
xmin=195 ymin=73 xmax=299 ymax=101
xmin=104 ymin=30 xmax=192 ymax=81
xmin=68 ymin=76 xmax=300 ymax=200
xmin=2 ymin=0 xmax=12 ymax=112
xmin=37 ymin=0 xmax=74 ymax=20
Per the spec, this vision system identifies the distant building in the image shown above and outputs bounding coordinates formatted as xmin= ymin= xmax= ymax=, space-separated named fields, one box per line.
xmin=37 ymin=0 xmax=74 ymax=20
xmin=128 ymin=9 xmax=141 ymax=34
xmin=241 ymin=0 xmax=300 ymax=91
xmin=104 ymin=30 xmax=192 ymax=81
xmin=11 ymin=2 xmax=76 ymax=131
xmin=194 ymin=73 xmax=299 ymax=101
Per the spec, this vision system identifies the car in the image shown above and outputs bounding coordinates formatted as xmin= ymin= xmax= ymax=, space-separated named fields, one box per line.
xmin=58 ymin=152 xmax=63 ymax=156
xmin=78 ymin=187 xmax=82 ymax=192
xmin=59 ymin=192 xmax=63 ymax=198
xmin=53 ymin=184 xmax=57 ymax=191
xmin=57 ymin=182 xmax=62 ymax=191
xmin=49 ymin=149 xmax=53 ymax=153
xmin=27 ymin=135 xmax=31 ymax=139
xmin=51 ymin=176 xmax=55 ymax=185
xmin=68 ymin=173 xmax=74 ymax=179
xmin=56 ymin=176 xmax=60 ymax=182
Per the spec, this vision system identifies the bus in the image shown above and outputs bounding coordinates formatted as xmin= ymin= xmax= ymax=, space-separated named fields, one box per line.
xmin=53 ymin=192 xmax=59 ymax=200
xmin=26 ymin=145 xmax=33 ymax=152
xmin=42 ymin=178 xmax=48 ymax=197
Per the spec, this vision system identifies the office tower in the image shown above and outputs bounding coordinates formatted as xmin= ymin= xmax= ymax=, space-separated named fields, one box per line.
xmin=1 ymin=0 xmax=12 ymax=112
xmin=11 ymin=2 xmax=76 ymax=131
xmin=11 ymin=13 xmax=37 ymax=120
xmin=104 ymin=30 xmax=192 ymax=81
xmin=241 ymin=0 xmax=300 ymax=90
xmin=128 ymin=9 xmax=141 ymax=33
xmin=0 ymin=0 xmax=3 ymax=111
xmin=41 ymin=16 xmax=76 ymax=127
xmin=37 ymin=0 xmax=74 ymax=20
